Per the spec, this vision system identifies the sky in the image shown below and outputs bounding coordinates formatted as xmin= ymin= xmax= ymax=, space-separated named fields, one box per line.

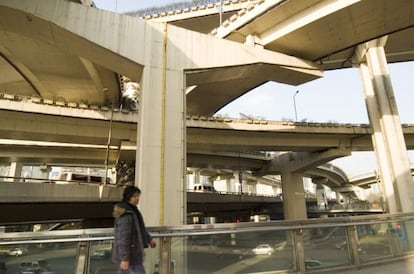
xmin=93 ymin=0 xmax=414 ymax=177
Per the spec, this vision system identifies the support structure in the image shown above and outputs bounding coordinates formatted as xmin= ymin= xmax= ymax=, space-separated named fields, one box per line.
xmin=354 ymin=37 xmax=414 ymax=213
xmin=281 ymin=171 xmax=307 ymax=220
xmin=9 ymin=161 xmax=23 ymax=182
xmin=136 ymin=22 xmax=186 ymax=226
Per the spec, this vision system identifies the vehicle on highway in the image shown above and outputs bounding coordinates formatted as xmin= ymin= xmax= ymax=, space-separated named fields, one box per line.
xmin=305 ymin=259 xmax=322 ymax=270
xmin=251 ymin=244 xmax=275 ymax=255
xmin=193 ymin=183 xmax=217 ymax=193
xmin=19 ymin=260 xmax=52 ymax=273
xmin=7 ymin=247 xmax=24 ymax=256
xmin=90 ymin=249 xmax=110 ymax=260
xmin=290 ymin=259 xmax=323 ymax=270
xmin=56 ymin=172 xmax=111 ymax=184
xmin=335 ymin=240 xmax=364 ymax=252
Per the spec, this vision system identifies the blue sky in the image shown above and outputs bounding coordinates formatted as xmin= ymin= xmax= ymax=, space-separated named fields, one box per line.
xmin=93 ymin=0 xmax=182 ymax=12
xmin=93 ymin=0 xmax=414 ymax=177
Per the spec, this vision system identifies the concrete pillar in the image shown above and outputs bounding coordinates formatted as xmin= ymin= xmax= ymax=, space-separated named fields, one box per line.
xmin=335 ymin=192 xmax=343 ymax=204
xmin=194 ymin=169 xmax=201 ymax=185
xmin=9 ymin=161 xmax=23 ymax=182
xmin=357 ymin=38 xmax=414 ymax=213
xmin=272 ymin=186 xmax=281 ymax=197
xmin=136 ymin=23 xmax=186 ymax=226
xmin=234 ymin=171 xmax=243 ymax=194
xmin=315 ymin=183 xmax=328 ymax=210
xmin=281 ymin=171 xmax=307 ymax=220
xmin=226 ymin=178 xmax=233 ymax=193
xmin=247 ymin=181 xmax=257 ymax=194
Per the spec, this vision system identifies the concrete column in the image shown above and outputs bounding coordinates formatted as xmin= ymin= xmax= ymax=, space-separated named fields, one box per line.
xmin=335 ymin=192 xmax=343 ymax=204
xmin=272 ymin=186 xmax=280 ymax=197
xmin=358 ymin=39 xmax=414 ymax=213
xmin=194 ymin=169 xmax=201 ymax=185
xmin=136 ymin=23 xmax=186 ymax=226
xmin=226 ymin=178 xmax=232 ymax=193
xmin=9 ymin=161 xmax=23 ymax=182
xmin=315 ymin=183 xmax=328 ymax=210
xmin=247 ymin=181 xmax=257 ymax=194
xmin=281 ymin=171 xmax=307 ymax=220
xmin=234 ymin=171 xmax=243 ymax=194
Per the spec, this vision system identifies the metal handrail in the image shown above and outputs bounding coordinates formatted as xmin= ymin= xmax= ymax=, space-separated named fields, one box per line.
xmin=1 ymin=212 xmax=413 ymax=243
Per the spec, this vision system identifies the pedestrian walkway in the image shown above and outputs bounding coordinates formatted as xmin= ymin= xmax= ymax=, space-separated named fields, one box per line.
xmin=337 ymin=257 xmax=414 ymax=274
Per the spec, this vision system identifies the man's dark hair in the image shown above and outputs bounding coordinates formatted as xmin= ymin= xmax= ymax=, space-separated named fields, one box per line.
xmin=123 ymin=185 xmax=141 ymax=202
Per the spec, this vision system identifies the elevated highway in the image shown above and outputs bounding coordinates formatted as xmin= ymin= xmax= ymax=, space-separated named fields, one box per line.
xmin=1 ymin=95 xmax=414 ymax=159
xmin=0 ymin=0 xmax=413 ymax=223
xmin=1 ymin=0 xmax=414 ymax=116
xmin=0 ymin=94 xmax=413 ymax=189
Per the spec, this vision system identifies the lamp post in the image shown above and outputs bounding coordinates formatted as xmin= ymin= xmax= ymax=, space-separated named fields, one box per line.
xmin=293 ymin=90 xmax=299 ymax=121
xmin=104 ymin=88 xmax=114 ymax=187
xmin=218 ymin=0 xmax=223 ymax=26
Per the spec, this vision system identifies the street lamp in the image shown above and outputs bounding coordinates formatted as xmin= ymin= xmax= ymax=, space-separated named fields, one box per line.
xmin=104 ymin=88 xmax=115 ymax=187
xmin=293 ymin=90 xmax=299 ymax=121
xmin=217 ymin=0 xmax=223 ymax=26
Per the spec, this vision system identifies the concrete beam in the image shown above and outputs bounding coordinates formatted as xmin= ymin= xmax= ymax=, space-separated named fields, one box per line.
xmin=259 ymin=0 xmax=361 ymax=46
xmin=0 ymin=0 xmax=146 ymax=80
xmin=214 ymin=0 xmax=285 ymax=39
xmin=255 ymin=149 xmax=350 ymax=175
xmin=352 ymin=36 xmax=388 ymax=65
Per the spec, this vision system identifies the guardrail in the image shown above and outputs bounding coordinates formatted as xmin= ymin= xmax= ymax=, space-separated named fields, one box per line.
xmin=0 ymin=213 xmax=413 ymax=273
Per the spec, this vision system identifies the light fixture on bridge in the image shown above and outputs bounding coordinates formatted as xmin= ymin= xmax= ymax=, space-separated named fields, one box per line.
xmin=293 ymin=90 xmax=300 ymax=121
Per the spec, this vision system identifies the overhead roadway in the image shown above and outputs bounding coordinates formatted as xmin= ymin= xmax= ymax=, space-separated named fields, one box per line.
xmin=141 ymin=0 xmax=414 ymax=70
xmin=211 ymin=0 xmax=414 ymax=70
xmin=1 ymin=97 xmax=414 ymax=189
xmin=1 ymin=0 xmax=413 ymax=117
xmin=0 ymin=0 xmax=322 ymax=119
xmin=0 ymin=0 xmax=414 ymax=193
xmin=191 ymin=0 xmax=414 ymax=114
xmin=1 ymin=97 xmax=414 ymax=154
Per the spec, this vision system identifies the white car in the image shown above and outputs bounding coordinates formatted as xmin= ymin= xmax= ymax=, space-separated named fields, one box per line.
xmin=90 ymin=249 xmax=110 ymax=260
xmin=8 ymin=248 xmax=23 ymax=256
xmin=251 ymin=244 xmax=275 ymax=255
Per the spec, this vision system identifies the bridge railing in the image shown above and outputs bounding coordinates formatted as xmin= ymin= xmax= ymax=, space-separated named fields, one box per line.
xmin=0 ymin=213 xmax=413 ymax=273
xmin=308 ymin=202 xmax=386 ymax=213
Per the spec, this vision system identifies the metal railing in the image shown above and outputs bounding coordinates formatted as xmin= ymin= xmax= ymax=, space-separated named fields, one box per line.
xmin=0 ymin=213 xmax=413 ymax=273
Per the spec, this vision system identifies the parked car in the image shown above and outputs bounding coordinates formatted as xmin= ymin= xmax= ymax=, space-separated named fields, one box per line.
xmin=251 ymin=244 xmax=275 ymax=255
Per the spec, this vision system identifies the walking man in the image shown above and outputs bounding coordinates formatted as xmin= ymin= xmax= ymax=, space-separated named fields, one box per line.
xmin=112 ymin=186 xmax=156 ymax=274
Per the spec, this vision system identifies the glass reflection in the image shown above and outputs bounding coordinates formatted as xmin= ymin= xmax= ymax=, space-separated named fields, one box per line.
xmin=302 ymin=227 xmax=351 ymax=270
xmin=0 ymin=242 xmax=77 ymax=274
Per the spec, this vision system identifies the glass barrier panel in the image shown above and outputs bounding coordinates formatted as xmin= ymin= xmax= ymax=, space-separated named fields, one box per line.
xmin=385 ymin=221 xmax=411 ymax=256
xmin=0 ymin=241 xmax=78 ymax=274
xmin=405 ymin=220 xmax=414 ymax=253
xmin=144 ymin=237 xmax=160 ymax=274
xmin=89 ymin=236 xmax=160 ymax=274
xmin=355 ymin=222 xmax=391 ymax=261
xmin=88 ymin=239 xmax=115 ymax=274
xmin=302 ymin=226 xmax=351 ymax=270
xmin=166 ymin=229 xmax=294 ymax=274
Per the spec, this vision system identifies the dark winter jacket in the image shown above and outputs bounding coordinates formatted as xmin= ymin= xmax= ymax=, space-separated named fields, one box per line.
xmin=112 ymin=202 xmax=152 ymax=265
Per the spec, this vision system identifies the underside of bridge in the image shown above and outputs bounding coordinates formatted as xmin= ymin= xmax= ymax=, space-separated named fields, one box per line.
xmin=0 ymin=0 xmax=413 ymax=224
